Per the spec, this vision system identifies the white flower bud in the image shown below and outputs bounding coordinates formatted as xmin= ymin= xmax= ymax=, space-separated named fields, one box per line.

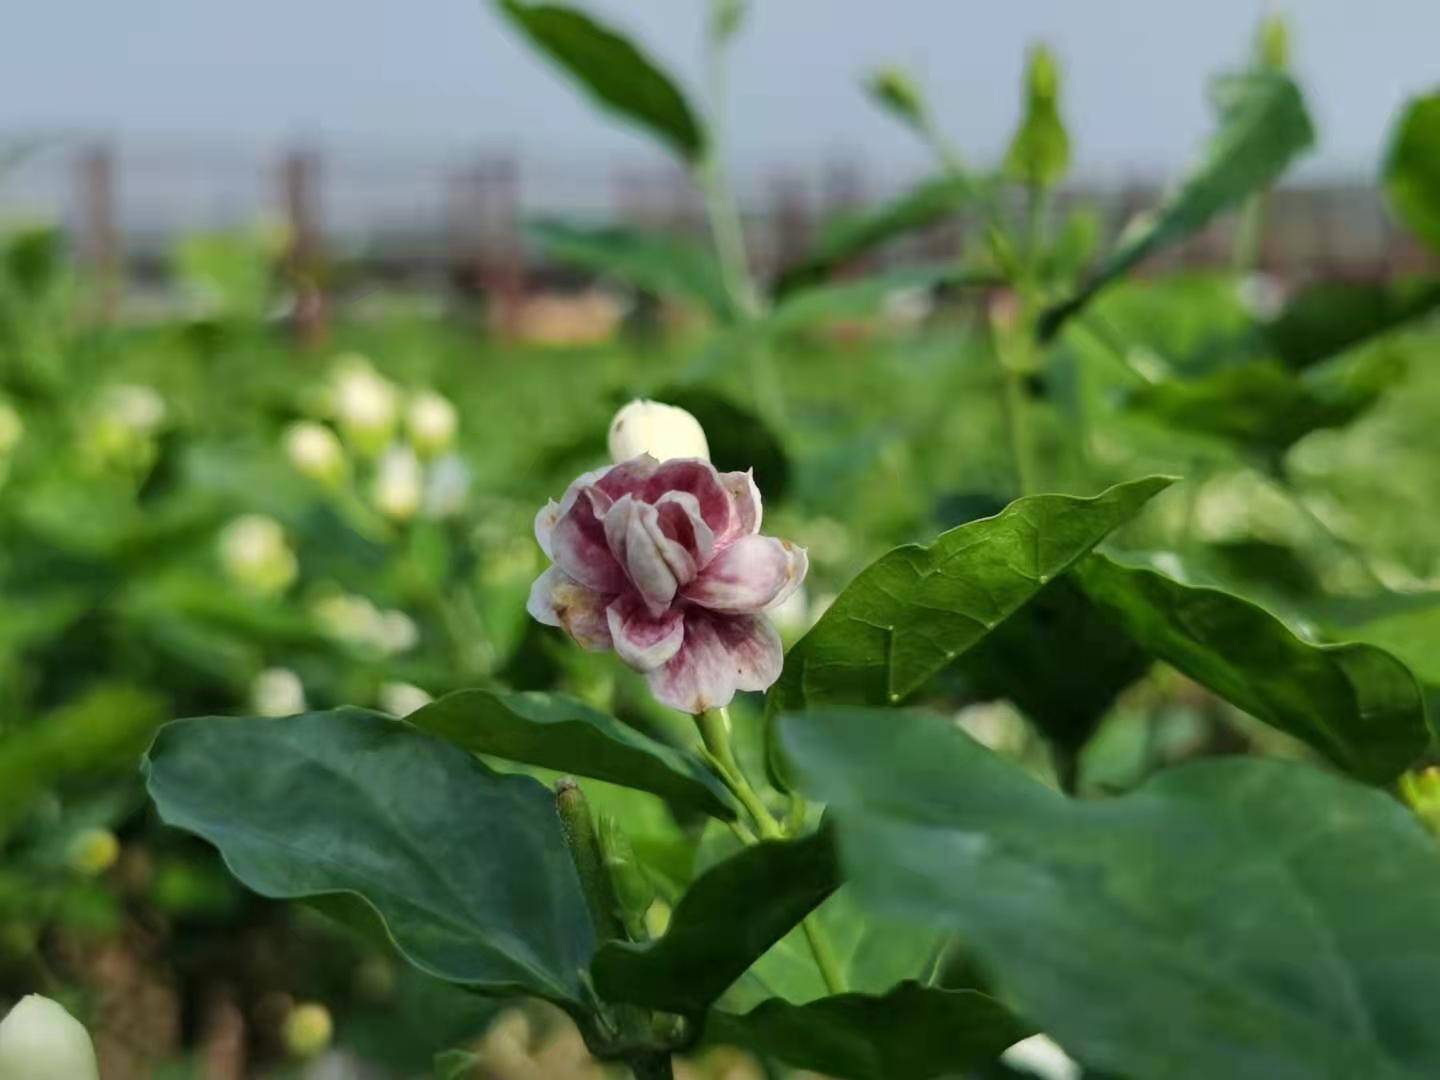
xmin=607 ymin=399 xmax=710 ymax=463
xmin=1000 ymin=1034 xmax=1080 ymax=1080
xmin=405 ymin=389 xmax=458 ymax=457
xmin=0 ymin=995 xmax=99 ymax=1080
xmin=284 ymin=422 xmax=346 ymax=485
xmin=423 ymin=454 xmax=470 ymax=519
xmin=372 ymin=445 xmax=424 ymax=521
xmin=330 ymin=355 xmax=398 ymax=454
xmin=251 ymin=667 xmax=307 ymax=717
xmin=378 ymin=681 xmax=433 ymax=717
xmin=376 ymin=610 xmax=419 ymax=655
xmin=0 ymin=401 xmax=23 ymax=456
xmin=219 ymin=515 xmax=298 ymax=595
xmin=104 ymin=383 xmax=167 ymax=434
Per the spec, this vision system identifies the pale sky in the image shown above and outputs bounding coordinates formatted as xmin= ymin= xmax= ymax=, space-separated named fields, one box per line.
xmin=3 ymin=1 xmax=1438 ymax=220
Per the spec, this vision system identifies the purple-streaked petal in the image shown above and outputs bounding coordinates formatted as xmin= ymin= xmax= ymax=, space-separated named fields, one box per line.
xmin=652 ymin=491 xmax=714 ymax=574
xmin=645 ymin=611 xmax=737 ymax=714
xmin=534 ymin=499 xmax=563 ymax=558
xmin=594 ymin=454 xmax=659 ymax=500
xmin=643 ymin=459 xmax=733 ymax=537
xmin=710 ymin=611 xmax=784 ymax=692
xmin=603 ymin=495 xmax=683 ymax=614
xmin=682 ymin=535 xmax=808 ymax=614
xmin=606 ymin=594 xmax=685 ymax=672
xmin=718 ymin=469 xmax=762 ymax=538
xmin=526 ymin=567 xmax=613 ymax=651
xmin=550 ymin=485 xmax=628 ymax=593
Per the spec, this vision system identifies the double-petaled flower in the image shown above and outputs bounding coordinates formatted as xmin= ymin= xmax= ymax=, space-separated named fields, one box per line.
xmin=528 ymin=455 xmax=806 ymax=714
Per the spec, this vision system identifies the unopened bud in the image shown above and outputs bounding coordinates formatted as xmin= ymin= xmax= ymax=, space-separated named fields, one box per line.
xmin=372 ymin=445 xmax=424 ymax=521
xmin=330 ymin=355 xmax=398 ymax=455
xmin=406 ymin=389 xmax=459 ymax=457
xmin=598 ymin=814 xmax=656 ymax=940
xmin=251 ymin=667 xmax=307 ymax=717
xmin=864 ymin=66 xmax=928 ymax=131
xmin=1401 ymin=767 xmax=1440 ymax=835
xmin=283 ymin=1001 xmax=333 ymax=1059
xmin=0 ymin=995 xmax=99 ymax=1080
xmin=219 ymin=514 xmax=298 ymax=595
xmin=67 ymin=828 xmax=120 ymax=876
xmin=284 ymin=421 xmax=346 ymax=486
xmin=607 ymin=399 xmax=710 ymax=463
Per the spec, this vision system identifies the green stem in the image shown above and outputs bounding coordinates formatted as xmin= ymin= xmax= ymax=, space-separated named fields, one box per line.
xmin=801 ymin=914 xmax=848 ymax=995
xmin=554 ymin=779 xmax=627 ymax=943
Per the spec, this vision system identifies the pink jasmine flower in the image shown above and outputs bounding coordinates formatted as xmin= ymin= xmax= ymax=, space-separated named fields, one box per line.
xmin=528 ymin=454 xmax=807 ymax=714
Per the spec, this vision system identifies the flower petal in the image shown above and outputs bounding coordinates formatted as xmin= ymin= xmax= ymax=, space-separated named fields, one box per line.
xmin=603 ymin=495 xmax=682 ymax=614
xmin=550 ymin=485 xmax=628 ymax=593
xmin=710 ymin=611 xmax=784 ymax=693
xmin=643 ymin=459 xmax=733 ymax=537
xmin=606 ymin=595 xmax=685 ymax=672
xmin=534 ymin=499 xmax=563 ymax=558
xmin=652 ymin=491 xmax=714 ymax=575
xmin=526 ymin=567 xmax=613 ymax=651
xmin=594 ymin=454 xmax=659 ymax=501
xmin=718 ymin=469 xmax=762 ymax=538
xmin=682 ymin=535 xmax=808 ymax=614
xmin=646 ymin=612 xmax=737 ymax=714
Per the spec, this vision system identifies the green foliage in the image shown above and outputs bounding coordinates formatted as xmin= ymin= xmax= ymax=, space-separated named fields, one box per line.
xmin=709 ymin=982 xmax=1030 ymax=1080
xmin=862 ymin=66 xmax=931 ymax=136
xmin=1005 ymin=45 xmax=1071 ymax=189
xmin=1263 ymin=278 xmax=1440 ymax=368
xmin=408 ymin=688 xmax=737 ymax=819
xmin=143 ymin=709 xmax=598 ymax=1008
xmin=782 ymin=706 xmax=1440 ymax=1080
xmin=1384 ymin=92 xmax=1440 ymax=253
xmin=495 ymin=1 xmax=707 ymax=163
xmin=1043 ymin=71 xmax=1315 ymax=337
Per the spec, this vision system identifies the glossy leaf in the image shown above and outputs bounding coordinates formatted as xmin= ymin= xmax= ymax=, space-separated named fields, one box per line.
xmin=1263 ymin=278 xmax=1440 ymax=369
xmin=497 ymin=1 xmax=706 ymax=162
xmin=782 ymin=707 xmax=1440 ymax=1080
xmin=766 ymin=476 xmax=1173 ymax=719
xmin=144 ymin=709 xmax=597 ymax=1008
xmin=1384 ymin=92 xmax=1440 ymax=253
xmin=1042 ymin=71 xmax=1314 ymax=338
xmin=775 ymin=175 xmax=980 ymax=297
xmin=526 ymin=219 xmax=735 ymax=321
xmin=709 ymin=982 xmax=1030 ymax=1080
xmin=591 ymin=827 xmax=839 ymax=1014
xmin=1074 ymin=553 xmax=1431 ymax=783
xmin=408 ymin=688 xmax=737 ymax=819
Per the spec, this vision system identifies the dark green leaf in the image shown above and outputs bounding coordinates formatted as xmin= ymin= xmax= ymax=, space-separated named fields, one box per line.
xmin=1383 ymin=92 xmax=1440 ymax=253
xmin=408 ymin=688 xmax=736 ymax=819
xmin=1073 ymin=553 xmax=1431 ymax=782
xmin=708 ymin=982 xmax=1030 ymax=1080
xmin=1263 ymin=278 xmax=1440 ymax=369
xmin=767 ymin=476 xmax=1173 ymax=719
xmin=144 ymin=709 xmax=596 ymax=1007
xmin=782 ymin=707 xmax=1440 ymax=1080
xmin=775 ymin=176 xmax=980 ymax=297
xmin=527 ymin=219 xmax=735 ymax=320
xmin=591 ymin=826 xmax=839 ymax=1014
xmin=433 ymin=1049 xmax=480 ymax=1079
xmin=765 ymin=266 xmax=990 ymax=335
xmin=497 ymin=1 xmax=706 ymax=161
xmin=652 ymin=388 xmax=789 ymax=501
xmin=1042 ymin=72 xmax=1314 ymax=338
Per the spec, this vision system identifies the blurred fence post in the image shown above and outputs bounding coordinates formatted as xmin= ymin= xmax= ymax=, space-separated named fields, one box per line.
xmin=767 ymin=171 xmax=811 ymax=283
xmin=280 ymin=146 xmax=328 ymax=347
xmin=76 ymin=141 xmax=120 ymax=321
xmin=478 ymin=153 xmax=525 ymax=339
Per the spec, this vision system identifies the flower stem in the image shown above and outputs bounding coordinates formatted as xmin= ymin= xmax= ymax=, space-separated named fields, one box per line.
xmin=801 ymin=912 xmax=848 ymax=995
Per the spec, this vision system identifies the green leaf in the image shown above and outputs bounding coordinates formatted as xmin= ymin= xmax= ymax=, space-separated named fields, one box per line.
xmin=774 ymin=175 xmax=980 ymax=297
xmin=1073 ymin=553 xmax=1431 ymax=783
xmin=782 ymin=707 xmax=1440 ymax=1080
xmin=408 ymin=688 xmax=737 ymax=820
xmin=1383 ymin=92 xmax=1440 ymax=253
xmin=766 ymin=476 xmax=1173 ymax=720
xmin=708 ymin=982 xmax=1030 ymax=1080
xmin=526 ymin=219 xmax=735 ymax=320
xmin=1122 ymin=355 xmax=1401 ymax=455
xmin=497 ymin=1 xmax=706 ymax=162
xmin=1263 ymin=278 xmax=1440 ymax=369
xmin=1042 ymin=71 xmax=1314 ymax=338
xmin=143 ymin=709 xmax=597 ymax=1008
xmin=863 ymin=66 xmax=931 ymax=137
xmin=433 ymin=1049 xmax=480 ymax=1080
xmin=765 ymin=266 xmax=991 ymax=336
xmin=1004 ymin=45 xmax=1070 ymax=190
xmin=591 ymin=827 xmax=839 ymax=1014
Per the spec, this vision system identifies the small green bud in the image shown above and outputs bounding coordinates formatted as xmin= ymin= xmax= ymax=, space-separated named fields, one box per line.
xmin=710 ymin=0 xmax=747 ymax=43
xmin=598 ymin=814 xmax=656 ymax=940
xmin=283 ymin=1002 xmax=333 ymax=1059
xmin=1005 ymin=44 xmax=1071 ymax=190
xmin=554 ymin=779 xmax=626 ymax=942
xmin=864 ymin=66 xmax=928 ymax=132
xmin=67 ymin=828 xmax=120 ymax=877
xmin=1401 ymin=767 xmax=1440 ymax=835
xmin=1255 ymin=14 xmax=1290 ymax=70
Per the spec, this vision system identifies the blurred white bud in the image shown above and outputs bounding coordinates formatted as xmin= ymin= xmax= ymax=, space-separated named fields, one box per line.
xmin=607 ymin=399 xmax=709 ymax=463
xmin=103 ymin=383 xmax=167 ymax=434
xmin=282 ymin=1001 xmax=333 ymax=1059
xmin=377 ymin=610 xmax=419 ymax=655
xmin=66 ymin=828 xmax=120 ymax=877
xmin=219 ymin=514 xmax=298 ymax=595
xmin=284 ymin=421 xmax=346 ymax=485
xmin=312 ymin=593 xmax=385 ymax=648
xmin=1001 ymin=1034 xmax=1080 ymax=1080
xmin=423 ymin=454 xmax=470 ymax=519
xmin=378 ymin=681 xmax=433 ymax=717
xmin=766 ymin=584 xmax=812 ymax=638
xmin=0 ymin=995 xmax=99 ymax=1080
xmin=0 ymin=401 xmax=23 ymax=456
xmin=1236 ymin=272 xmax=1287 ymax=320
xmin=405 ymin=389 xmax=458 ymax=457
xmin=330 ymin=355 xmax=398 ymax=454
xmin=251 ymin=667 xmax=307 ymax=717
xmin=372 ymin=445 xmax=423 ymax=521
